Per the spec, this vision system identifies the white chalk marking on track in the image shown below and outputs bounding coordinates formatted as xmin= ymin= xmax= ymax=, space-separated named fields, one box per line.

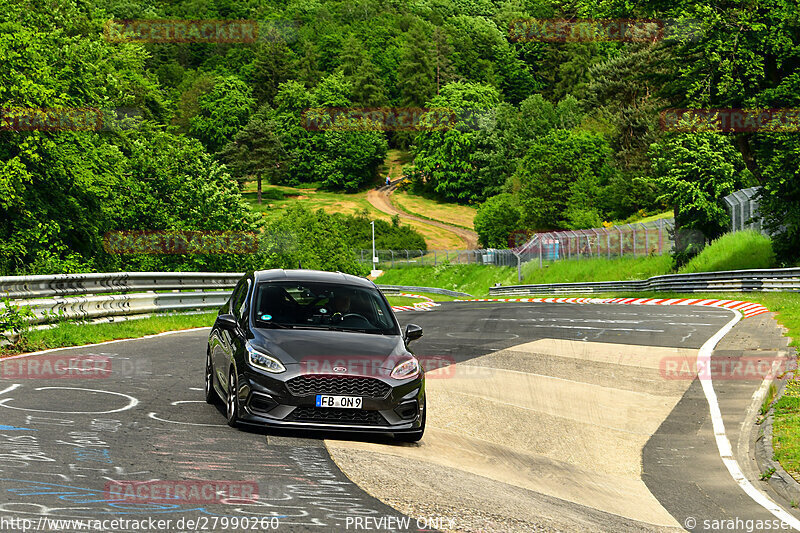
xmin=0 ymin=384 xmax=21 ymax=396
xmin=0 ymin=386 xmax=139 ymax=414
xmin=699 ymin=310 xmax=800 ymax=530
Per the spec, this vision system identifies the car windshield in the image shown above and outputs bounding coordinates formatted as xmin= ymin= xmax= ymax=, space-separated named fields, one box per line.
xmin=252 ymin=281 xmax=398 ymax=334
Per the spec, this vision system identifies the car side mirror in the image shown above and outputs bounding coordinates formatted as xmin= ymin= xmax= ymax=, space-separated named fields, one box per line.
xmin=404 ymin=324 xmax=423 ymax=343
xmin=216 ymin=313 xmax=239 ymax=329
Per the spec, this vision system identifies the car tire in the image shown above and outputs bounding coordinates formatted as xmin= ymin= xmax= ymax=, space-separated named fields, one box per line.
xmin=205 ymin=352 xmax=216 ymax=404
xmin=226 ymin=369 xmax=239 ymax=428
xmin=395 ymin=398 xmax=425 ymax=443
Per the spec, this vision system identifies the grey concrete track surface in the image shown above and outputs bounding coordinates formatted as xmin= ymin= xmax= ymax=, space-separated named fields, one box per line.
xmin=0 ymin=302 xmax=794 ymax=532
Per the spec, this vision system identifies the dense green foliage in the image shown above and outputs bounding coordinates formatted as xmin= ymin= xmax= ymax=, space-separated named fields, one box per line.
xmin=1 ymin=0 xmax=799 ymax=276
xmin=474 ymin=193 xmax=521 ymax=248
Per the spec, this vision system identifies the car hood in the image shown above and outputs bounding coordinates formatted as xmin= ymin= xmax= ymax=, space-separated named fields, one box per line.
xmin=250 ymin=328 xmax=410 ymax=374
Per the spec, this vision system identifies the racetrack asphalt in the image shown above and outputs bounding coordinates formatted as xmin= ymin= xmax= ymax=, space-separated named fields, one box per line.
xmin=0 ymin=301 xmax=795 ymax=532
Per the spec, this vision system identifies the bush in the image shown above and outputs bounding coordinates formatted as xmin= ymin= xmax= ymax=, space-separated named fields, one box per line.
xmin=261 ymin=205 xmax=368 ymax=276
xmin=474 ymin=194 xmax=521 ymax=248
xmin=335 ymin=212 xmax=427 ymax=251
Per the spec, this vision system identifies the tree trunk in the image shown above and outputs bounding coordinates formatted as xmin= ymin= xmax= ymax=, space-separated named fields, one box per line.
xmin=257 ymin=175 xmax=262 ymax=204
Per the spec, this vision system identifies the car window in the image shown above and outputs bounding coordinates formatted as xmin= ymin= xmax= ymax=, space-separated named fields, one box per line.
xmin=230 ymin=279 xmax=250 ymax=319
xmin=236 ymin=279 xmax=250 ymax=317
xmin=253 ymin=281 xmax=398 ymax=334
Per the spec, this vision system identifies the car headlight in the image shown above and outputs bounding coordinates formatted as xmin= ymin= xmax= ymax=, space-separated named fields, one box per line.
xmin=246 ymin=344 xmax=286 ymax=374
xmin=390 ymin=357 xmax=420 ymax=380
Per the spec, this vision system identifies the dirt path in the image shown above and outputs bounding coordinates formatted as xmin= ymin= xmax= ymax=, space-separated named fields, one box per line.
xmin=367 ymin=181 xmax=479 ymax=249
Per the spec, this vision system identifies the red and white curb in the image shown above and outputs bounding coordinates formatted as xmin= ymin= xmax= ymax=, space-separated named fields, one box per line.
xmin=390 ymin=293 xmax=440 ymax=313
xmin=453 ymin=297 xmax=770 ymax=319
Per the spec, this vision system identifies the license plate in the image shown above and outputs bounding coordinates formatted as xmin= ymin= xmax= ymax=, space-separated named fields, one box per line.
xmin=315 ymin=395 xmax=362 ymax=409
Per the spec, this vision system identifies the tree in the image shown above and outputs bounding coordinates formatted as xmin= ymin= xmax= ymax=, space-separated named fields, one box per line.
xmin=189 ymin=76 xmax=255 ymax=153
xmin=412 ymin=82 xmax=502 ymax=203
xmin=474 ymin=193 xmax=522 ymax=248
xmin=218 ymin=105 xmax=288 ymax=203
xmin=432 ymin=27 xmax=457 ymax=95
xmin=583 ymin=44 xmax=670 ymax=219
xmin=250 ymin=40 xmax=293 ymax=105
xmin=397 ymin=24 xmax=437 ymax=106
xmin=261 ymin=204 xmax=368 ymax=276
xmin=294 ymin=40 xmax=321 ymax=88
xmin=515 ymin=130 xmax=616 ymax=230
xmin=757 ymin=134 xmax=800 ymax=260
xmin=648 ymin=132 xmax=752 ymax=243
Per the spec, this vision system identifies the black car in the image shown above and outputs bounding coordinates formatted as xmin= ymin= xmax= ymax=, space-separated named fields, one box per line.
xmin=205 ymin=269 xmax=426 ymax=442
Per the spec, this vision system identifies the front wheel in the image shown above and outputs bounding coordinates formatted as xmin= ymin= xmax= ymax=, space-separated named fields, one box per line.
xmin=226 ymin=370 xmax=240 ymax=428
xmin=395 ymin=398 xmax=425 ymax=443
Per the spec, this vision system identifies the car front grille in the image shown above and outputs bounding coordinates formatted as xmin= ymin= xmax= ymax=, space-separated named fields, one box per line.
xmin=285 ymin=407 xmax=386 ymax=425
xmin=286 ymin=376 xmax=391 ymax=398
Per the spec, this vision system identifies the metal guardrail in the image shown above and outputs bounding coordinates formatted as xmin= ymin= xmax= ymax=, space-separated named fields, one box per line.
xmin=377 ymin=285 xmax=473 ymax=298
xmin=13 ymin=291 xmax=232 ymax=325
xmin=0 ymin=272 xmax=471 ymax=327
xmin=0 ymin=271 xmax=242 ymax=326
xmin=490 ymin=267 xmax=800 ymax=296
xmin=0 ymin=271 xmax=241 ymax=299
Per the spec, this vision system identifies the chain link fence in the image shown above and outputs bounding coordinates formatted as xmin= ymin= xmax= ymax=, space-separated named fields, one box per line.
xmin=360 ymin=219 xmax=676 ymax=272
xmin=723 ymin=187 xmax=764 ymax=233
xmin=512 ymin=218 xmax=675 ymax=267
xmin=357 ymin=249 xmax=519 ymax=268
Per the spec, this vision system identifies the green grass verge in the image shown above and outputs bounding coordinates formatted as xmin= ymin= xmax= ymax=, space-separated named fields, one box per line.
xmin=774 ymin=382 xmax=800 ymax=477
xmin=376 ymin=264 xmax=518 ymax=297
xmin=376 ymin=230 xmax=779 ymax=296
xmin=386 ymin=295 xmax=430 ymax=306
xmin=522 ymin=254 xmax=673 ymax=284
xmin=2 ymin=312 xmax=217 ymax=356
xmin=679 ymin=230 xmax=776 ymax=273
xmin=390 ymin=190 xmax=476 ymax=231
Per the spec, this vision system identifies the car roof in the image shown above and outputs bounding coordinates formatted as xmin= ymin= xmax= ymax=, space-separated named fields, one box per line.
xmin=252 ymin=269 xmax=376 ymax=288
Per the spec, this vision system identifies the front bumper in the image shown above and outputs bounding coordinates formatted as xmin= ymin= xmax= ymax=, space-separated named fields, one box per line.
xmin=235 ymin=368 xmax=425 ymax=433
